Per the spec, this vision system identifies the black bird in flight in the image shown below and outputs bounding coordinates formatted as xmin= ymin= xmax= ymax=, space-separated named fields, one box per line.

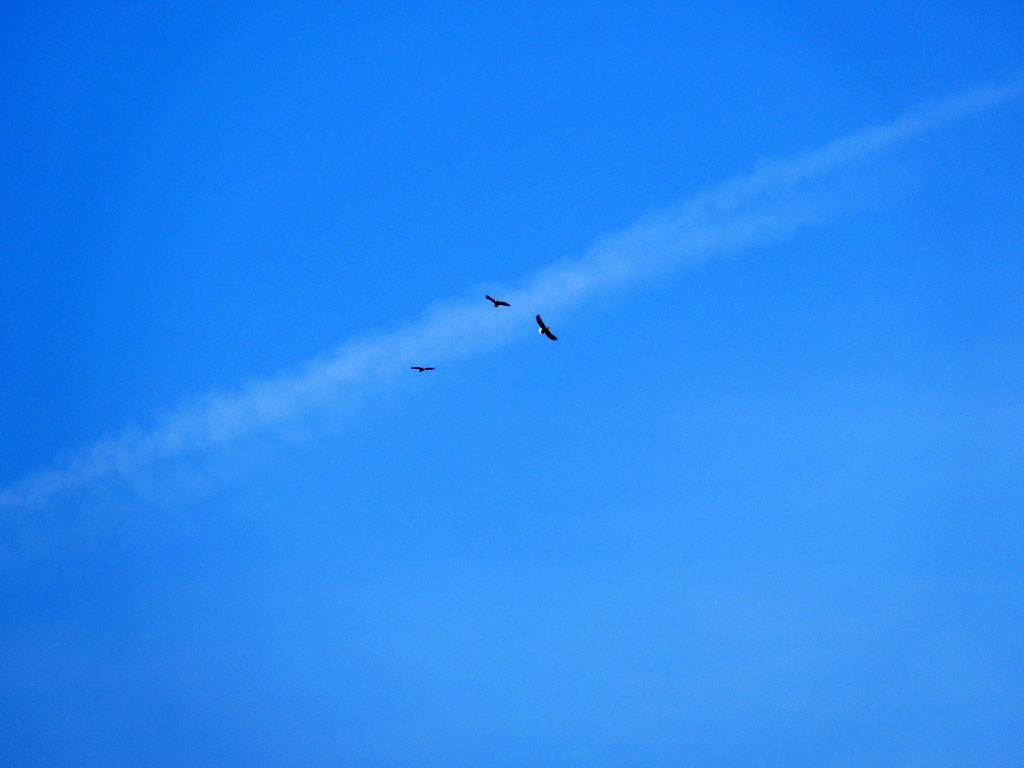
xmin=485 ymin=295 xmax=510 ymax=308
xmin=535 ymin=314 xmax=557 ymax=341
xmin=410 ymin=366 xmax=435 ymax=372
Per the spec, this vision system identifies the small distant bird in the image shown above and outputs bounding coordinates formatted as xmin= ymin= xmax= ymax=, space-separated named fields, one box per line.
xmin=485 ymin=295 xmax=510 ymax=308
xmin=410 ymin=366 xmax=435 ymax=372
xmin=535 ymin=314 xmax=557 ymax=341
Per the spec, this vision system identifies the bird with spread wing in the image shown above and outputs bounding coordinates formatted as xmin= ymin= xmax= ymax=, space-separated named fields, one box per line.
xmin=535 ymin=315 xmax=557 ymax=340
xmin=485 ymin=295 xmax=510 ymax=308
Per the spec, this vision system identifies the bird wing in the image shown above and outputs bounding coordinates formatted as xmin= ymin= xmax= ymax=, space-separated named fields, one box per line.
xmin=411 ymin=366 xmax=424 ymax=371
xmin=536 ymin=314 xmax=546 ymax=329
xmin=424 ymin=367 xmax=435 ymax=370
xmin=486 ymin=295 xmax=496 ymax=304
xmin=544 ymin=329 xmax=557 ymax=341
xmin=496 ymin=300 xmax=510 ymax=307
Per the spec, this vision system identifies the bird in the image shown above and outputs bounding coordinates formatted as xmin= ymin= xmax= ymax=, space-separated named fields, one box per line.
xmin=535 ymin=314 xmax=557 ymax=340
xmin=485 ymin=295 xmax=510 ymax=308
xmin=410 ymin=366 xmax=435 ymax=372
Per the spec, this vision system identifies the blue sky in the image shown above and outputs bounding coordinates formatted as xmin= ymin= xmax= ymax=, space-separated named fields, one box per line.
xmin=2 ymin=2 xmax=1023 ymax=766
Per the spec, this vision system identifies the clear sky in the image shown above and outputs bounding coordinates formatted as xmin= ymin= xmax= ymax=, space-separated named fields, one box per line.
xmin=2 ymin=2 xmax=1023 ymax=766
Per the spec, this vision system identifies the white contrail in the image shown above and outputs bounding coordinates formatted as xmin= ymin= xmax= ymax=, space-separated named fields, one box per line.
xmin=2 ymin=79 xmax=1021 ymax=511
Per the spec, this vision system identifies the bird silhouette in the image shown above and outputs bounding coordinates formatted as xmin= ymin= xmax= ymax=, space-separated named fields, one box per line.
xmin=485 ymin=295 xmax=510 ymax=308
xmin=410 ymin=366 xmax=435 ymax=372
xmin=535 ymin=315 xmax=557 ymax=340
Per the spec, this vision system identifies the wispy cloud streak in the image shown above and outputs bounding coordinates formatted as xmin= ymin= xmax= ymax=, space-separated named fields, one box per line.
xmin=2 ymin=80 xmax=1021 ymax=510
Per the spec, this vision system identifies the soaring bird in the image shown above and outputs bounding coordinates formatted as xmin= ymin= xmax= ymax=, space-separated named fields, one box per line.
xmin=410 ymin=366 xmax=435 ymax=372
xmin=485 ymin=295 xmax=510 ymax=308
xmin=535 ymin=314 xmax=557 ymax=340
